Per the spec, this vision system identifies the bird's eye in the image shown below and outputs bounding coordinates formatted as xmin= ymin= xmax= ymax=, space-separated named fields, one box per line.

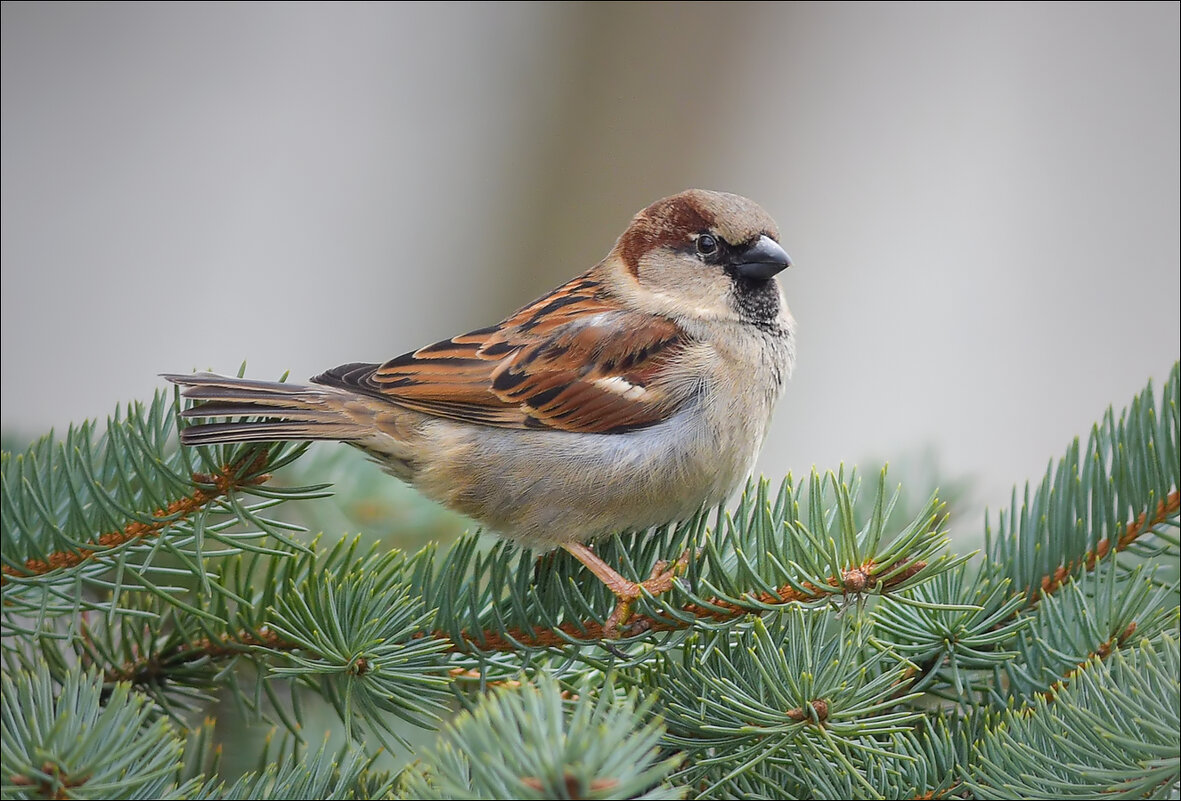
xmin=696 ymin=233 xmax=719 ymax=257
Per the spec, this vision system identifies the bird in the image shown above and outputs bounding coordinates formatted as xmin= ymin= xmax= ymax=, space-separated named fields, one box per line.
xmin=165 ymin=189 xmax=795 ymax=636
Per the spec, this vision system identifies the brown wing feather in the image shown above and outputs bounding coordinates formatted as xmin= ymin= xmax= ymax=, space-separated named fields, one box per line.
xmin=317 ymin=274 xmax=693 ymax=433
xmin=487 ymin=312 xmax=684 ymax=432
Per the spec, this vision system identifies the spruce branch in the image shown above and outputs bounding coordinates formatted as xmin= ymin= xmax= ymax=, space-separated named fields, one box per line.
xmin=1002 ymin=558 xmax=1179 ymax=707
xmin=58 ymin=471 xmax=952 ymax=728
xmin=1037 ymin=619 xmax=1140 ymax=703
xmin=654 ymin=605 xmax=973 ymax=799
xmin=1 ymin=453 xmax=272 ymax=583
xmin=422 ymin=470 xmax=967 ymax=655
xmin=966 ymin=633 xmax=1180 ymax=799
xmin=99 ymin=622 xmax=297 ymax=686
xmin=1036 ymin=489 xmax=1180 ymax=598
xmin=424 ymin=543 xmax=934 ymax=653
xmin=396 ymin=675 xmax=683 ymax=800
xmin=985 ymin=363 xmax=1180 ymax=601
xmin=1 ymin=388 xmax=329 ymax=643
xmin=1 ymin=665 xmax=186 ymax=799
xmin=185 ymin=733 xmax=391 ymax=800
xmin=13 ymin=537 xmax=457 ymax=737
xmin=1 ymin=363 xmax=1176 ymax=798
xmin=881 ymin=363 xmax=1181 ymax=704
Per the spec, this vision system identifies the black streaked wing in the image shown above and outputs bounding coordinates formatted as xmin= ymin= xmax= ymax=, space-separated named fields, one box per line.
xmin=313 ymin=275 xmax=691 ymax=433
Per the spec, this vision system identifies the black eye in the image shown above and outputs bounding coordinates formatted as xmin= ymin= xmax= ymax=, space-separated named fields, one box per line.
xmin=696 ymin=233 xmax=719 ymax=258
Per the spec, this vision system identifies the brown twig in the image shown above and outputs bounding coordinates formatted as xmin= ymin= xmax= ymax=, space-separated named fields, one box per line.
xmin=2 ymin=456 xmax=271 ymax=585
xmin=448 ymin=557 xmax=926 ymax=652
xmin=1038 ymin=490 xmax=1179 ymax=597
xmin=100 ymin=557 xmax=929 ymax=686
xmin=912 ymin=784 xmax=958 ymax=800
xmin=73 ymin=491 xmax=1181 ymax=684
xmin=103 ymin=627 xmax=297 ymax=685
xmin=520 ymin=774 xmax=617 ymax=797
xmin=1038 ymin=621 xmax=1139 ymax=704
xmin=909 ymin=491 xmax=1179 ymax=702
xmin=785 ymin=698 xmax=830 ymax=724
xmin=8 ymin=762 xmax=91 ymax=800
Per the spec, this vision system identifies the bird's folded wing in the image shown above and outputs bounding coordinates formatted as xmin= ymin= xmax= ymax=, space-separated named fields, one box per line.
xmin=314 ymin=276 xmax=693 ymax=433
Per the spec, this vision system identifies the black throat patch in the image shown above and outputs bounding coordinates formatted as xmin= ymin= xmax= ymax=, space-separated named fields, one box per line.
xmin=728 ymin=274 xmax=782 ymax=327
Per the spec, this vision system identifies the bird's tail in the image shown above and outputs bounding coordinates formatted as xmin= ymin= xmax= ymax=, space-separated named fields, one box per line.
xmin=163 ymin=373 xmax=366 ymax=446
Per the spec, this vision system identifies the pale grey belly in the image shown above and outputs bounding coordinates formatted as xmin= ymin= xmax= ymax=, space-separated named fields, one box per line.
xmin=405 ymin=404 xmax=763 ymax=549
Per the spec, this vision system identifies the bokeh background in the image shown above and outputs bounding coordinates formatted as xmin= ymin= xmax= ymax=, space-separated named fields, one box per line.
xmin=4 ymin=2 xmax=1179 ymax=537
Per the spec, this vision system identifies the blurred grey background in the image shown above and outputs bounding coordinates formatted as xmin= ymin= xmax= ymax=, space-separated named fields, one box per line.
xmin=3 ymin=2 xmax=1178 ymax=533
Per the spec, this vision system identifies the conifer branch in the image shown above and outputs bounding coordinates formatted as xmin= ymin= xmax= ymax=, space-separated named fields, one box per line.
xmin=90 ymin=554 xmax=932 ymax=686
xmin=100 ymin=626 xmax=297 ymax=685
xmin=966 ymin=633 xmax=1179 ymax=799
xmin=1039 ymin=620 xmax=1139 ymax=703
xmin=1037 ymin=489 xmax=1179 ymax=597
xmin=442 ymin=555 xmax=929 ymax=652
xmin=2 ymin=366 xmax=1175 ymax=798
xmin=1 ymin=455 xmax=271 ymax=584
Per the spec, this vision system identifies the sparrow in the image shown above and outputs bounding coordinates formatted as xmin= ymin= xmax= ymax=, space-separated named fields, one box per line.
xmin=165 ymin=189 xmax=795 ymax=636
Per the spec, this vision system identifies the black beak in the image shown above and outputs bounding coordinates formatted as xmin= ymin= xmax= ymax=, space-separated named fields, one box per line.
xmin=733 ymin=235 xmax=791 ymax=280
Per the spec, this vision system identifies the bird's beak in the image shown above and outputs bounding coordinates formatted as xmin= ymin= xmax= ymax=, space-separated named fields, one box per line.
xmin=733 ymin=235 xmax=792 ymax=280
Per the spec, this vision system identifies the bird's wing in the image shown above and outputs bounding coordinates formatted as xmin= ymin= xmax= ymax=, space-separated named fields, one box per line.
xmin=313 ymin=274 xmax=694 ymax=433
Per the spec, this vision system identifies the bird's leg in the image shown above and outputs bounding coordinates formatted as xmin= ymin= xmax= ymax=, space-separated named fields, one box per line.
xmin=562 ymin=542 xmax=691 ymax=637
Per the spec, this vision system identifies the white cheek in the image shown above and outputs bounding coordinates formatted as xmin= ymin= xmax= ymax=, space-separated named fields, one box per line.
xmin=625 ymin=255 xmax=738 ymax=322
xmin=640 ymin=287 xmax=731 ymax=322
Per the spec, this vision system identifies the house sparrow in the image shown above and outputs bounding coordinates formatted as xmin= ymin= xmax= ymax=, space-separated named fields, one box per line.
xmin=165 ymin=189 xmax=794 ymax=636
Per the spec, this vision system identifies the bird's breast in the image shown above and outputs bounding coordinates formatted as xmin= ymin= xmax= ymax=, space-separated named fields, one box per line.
xmin=397 ymin=326 xmax=793 ymax=550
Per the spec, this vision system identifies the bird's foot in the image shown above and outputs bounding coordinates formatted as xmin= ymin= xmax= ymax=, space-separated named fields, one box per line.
xmin=602 ymin=549 xmax=692 ymax=638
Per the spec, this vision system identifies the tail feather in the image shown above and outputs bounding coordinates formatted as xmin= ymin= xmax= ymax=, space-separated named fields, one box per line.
xmin=178 ymin=421 xmax=363 ymax=446
xmin=179 ymin=402 xmax=332 ymax=421
xmin=164 ymin=372 xmax=364 ymax=446
xmin=161 ymin=374 xmax=310 ymax=395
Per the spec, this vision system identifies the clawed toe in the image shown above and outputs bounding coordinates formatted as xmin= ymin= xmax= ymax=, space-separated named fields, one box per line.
xmin=561 ymin=542 xmax=695 ymax=639
xmin=641 ymin=547 xmax=692 ymax=594
xmin=602 ymin=549 xmax=693 ymax=637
